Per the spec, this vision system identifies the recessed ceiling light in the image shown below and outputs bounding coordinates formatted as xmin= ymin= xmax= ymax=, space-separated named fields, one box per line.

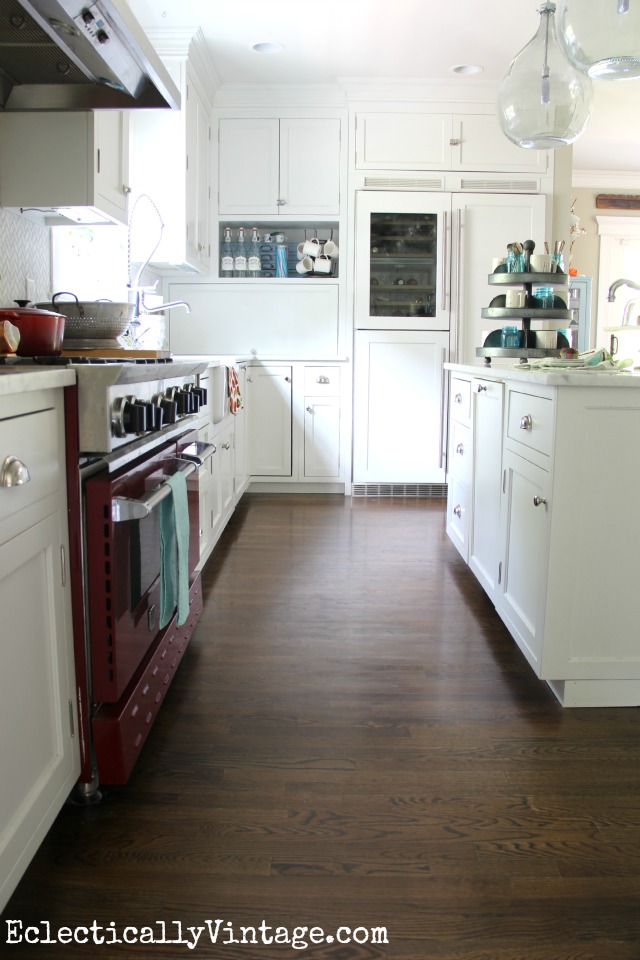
xmin=450 ymin=64 xmax=484 ymax=76
xmin=252 ymin=42 xmax=284 ymax=54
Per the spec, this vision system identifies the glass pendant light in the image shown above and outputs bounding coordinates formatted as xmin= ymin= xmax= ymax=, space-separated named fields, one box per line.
xmin=497 ymin=2 xmax=593 ymax=149
xmin=557 ymin=0 xmax=640 ymax=79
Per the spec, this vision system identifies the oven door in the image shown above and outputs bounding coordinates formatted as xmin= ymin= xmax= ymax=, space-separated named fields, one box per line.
xmin=84 ymin=432 xmax=210 ymax=703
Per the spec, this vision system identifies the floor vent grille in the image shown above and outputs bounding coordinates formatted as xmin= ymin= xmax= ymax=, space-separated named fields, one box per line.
xmin=352 ymin=483 xmax=447 ymax=498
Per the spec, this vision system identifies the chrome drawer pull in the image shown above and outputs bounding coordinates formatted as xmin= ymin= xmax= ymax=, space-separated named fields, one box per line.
xmin=456 ymin=443 xmax=464 ymax=455
xmin=520 ymin=414 xmax=532 ymax=430
xmin=533 ymin=496 xmax=547 ymax=507
xmin=477 ymin=384 xmax=487 ymax=393
xmin=454 ymin=393 xmax=463 ymax=404
xmin=1 ymin=456 xmax=30 ymax=487
xmin=316 ymin=375 xmax=330 ymax=384
xmin=453 ymin=504 xmax=462 ymax=518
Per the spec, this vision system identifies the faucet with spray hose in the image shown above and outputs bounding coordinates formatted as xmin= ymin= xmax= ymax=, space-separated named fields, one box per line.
xmin=607 ymin=278 xmax=640 ymax=327
xmin=126 ymin=194 xmax=191 ymax=334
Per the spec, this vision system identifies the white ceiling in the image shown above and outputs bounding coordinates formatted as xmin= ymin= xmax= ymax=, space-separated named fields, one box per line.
xmin=129 ymin=0 xmax=640 ymax=180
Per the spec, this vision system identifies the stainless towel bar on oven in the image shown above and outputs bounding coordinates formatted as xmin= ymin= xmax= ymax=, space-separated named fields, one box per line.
xmin=111 ymin=443 xmax=217 ymax=523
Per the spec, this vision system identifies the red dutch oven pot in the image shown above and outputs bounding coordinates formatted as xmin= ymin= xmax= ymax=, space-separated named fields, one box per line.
xmin=0 ymin=300 xmax=65 ymax=356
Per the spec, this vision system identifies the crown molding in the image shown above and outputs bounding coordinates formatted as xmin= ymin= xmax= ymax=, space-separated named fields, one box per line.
xmin=212 ymin=83 xmax=347 ymax=109
xmin=144 ymin=27 xmax=221 ymax=100
xmin=572 ymin=169 xmax=640 ymax=190
xmin=337 ymin=77 xmax=498 ymax=105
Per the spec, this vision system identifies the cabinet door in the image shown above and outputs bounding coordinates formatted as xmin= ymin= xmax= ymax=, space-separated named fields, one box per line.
xmin=355 ymin=191 xmax=452 ymax=331
xmin=499 ymin=450 xmax=550 ymax=675
xmin=218 ymin=118 xmax=280 ymax=216
xmin=217 ymin=423 xmax=235 ymax=517
xmin=453 ymin=115 xmax=548 ymax=174
xmin=279 ymin=118 xmax=341 ymax=215
xmin=353 ymin=330 xmax=448 ymax=483
xmin=233 ymin=366 xmax=250 ymax=499
xmin=469 ymin=377 xmax=504 ymax=598
xmin=304 ymin=396 xmax=341 ymax=478
xmin=0 ymin=512 xmax=79 ymax=913
xmin=248 ymin=365 xmax=292 ymax=476
xmin=94 ymin=111 xmax=129 ymax=222
xmin=185 ymin=74 xmax=211 ymax=269
xmin=451 ymin=193 xmax=546 ymax=366
xmin=355 ymin=112 xmax=453 ymax=169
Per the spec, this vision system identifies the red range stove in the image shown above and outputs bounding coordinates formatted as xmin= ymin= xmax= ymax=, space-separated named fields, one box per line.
xmin=43 ymin=355 xmax=216 ymax=799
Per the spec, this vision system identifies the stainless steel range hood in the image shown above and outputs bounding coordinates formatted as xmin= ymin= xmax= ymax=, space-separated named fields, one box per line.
xmin=0 ymin=0 xmax=180 ymax=110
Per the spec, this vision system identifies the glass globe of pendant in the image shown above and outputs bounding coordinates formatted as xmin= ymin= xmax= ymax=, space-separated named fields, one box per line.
xmin=497 ymin=2 xmax=593 ymax=149
xmin=557 ymin=0 xmax=640 ymax=80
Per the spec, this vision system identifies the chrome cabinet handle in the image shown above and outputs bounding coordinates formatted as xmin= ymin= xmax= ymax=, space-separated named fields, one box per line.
xmin=276 ymin=198 xmax=287 ymax=206
xmin=284 ymin=376 xmax=291 ymax=382
xmin=520 ymin=414 xmax=532 ymax=430
xmin=449 ymin=138 xmax=461 ymax=146
xmin=533 ymin=496 xmax=547 ymax=507
xmin=477 ymin=384 xmax=487 ymax=393
xmin=306 ymin=406 xmax=314 ymax=414
xmin=221 ymin=441 xmax=231 ymax=450
xmin=317 ymin=375 xmax=330 ymax=384
xmin=1 ymin=456 xmax=30 ymax=487
xmin=456 ymin=443 xmax=464 ymax=455
xmin=453 ymin=504 xmax=462 ymax=518
xmin=454 ymin=393 xmax=463 ymax=404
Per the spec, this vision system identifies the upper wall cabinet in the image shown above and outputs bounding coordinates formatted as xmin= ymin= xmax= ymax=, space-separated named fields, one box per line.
xmin=0 ymin=111 xmax=130 ymax=225
xmin=218 ymin=117 xmax=341 ymax=217
xmin=354 ymin=112 xmax=548 ymax=175
xmin=130 ymin=59 xmax=211 ymax=273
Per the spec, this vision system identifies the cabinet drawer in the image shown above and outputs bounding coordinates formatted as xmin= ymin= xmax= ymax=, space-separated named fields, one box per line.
xmin=449 ymin=420 xmax=472 ymax=486
xmin=450 ymin=377 xmax=471 ymax=425
xmin=304 ymin=365 xmax=340 ymax=394
xmin=506 ymin=390 xmax=554 ymax=460
xmin=0 ymin=407 xmax=61 ymax=525
xmin=447 ymin=476 xmax=470 ymax=561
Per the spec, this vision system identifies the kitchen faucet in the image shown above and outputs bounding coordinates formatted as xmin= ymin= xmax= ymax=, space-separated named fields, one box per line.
xmin=126 ymin=192 xmax=191 ymax=320
xmin=607 ymin=278 xmax=640 ymax=301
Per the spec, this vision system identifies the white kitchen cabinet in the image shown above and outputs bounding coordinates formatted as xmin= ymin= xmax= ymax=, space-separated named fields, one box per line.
xmin=355 ymin=190 xmax=545 ymax=350
xmin=248 ymin=364 xmax=293 ymax=477
xmin=247 ymin=362 xmax=348 ymax=489
xmin=130 ymin=58 xmax=211 ymax=272
xmin=499 ymin=445 xmax=551 ymax=673
xmin=0 ymin=388 xmax=79 ymax=914
xmin=0 ymin=111 xmax=130 ymax=225
xmin=355 ymin=111 xmax=548 ymax=175
xmin=445 ymin=376 xmax=472 ymax=560
xmin=468 ymin=376 xmax=504 ymax=599
xmin=303 ymin=366 xmax=342 ymax=479
xmin=353 ymin=330 xmax=448 ymax=484
xmin=218 ymin=117 xmax=341 ymax=216
xmin=446 ymin=364 xmax=640 ymax=707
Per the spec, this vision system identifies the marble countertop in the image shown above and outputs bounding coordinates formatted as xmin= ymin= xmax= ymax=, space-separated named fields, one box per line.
xmin=445 ymin=361 xmax=640 ymax=388
xmin=0 ymin=366 xmax=75 ymax=396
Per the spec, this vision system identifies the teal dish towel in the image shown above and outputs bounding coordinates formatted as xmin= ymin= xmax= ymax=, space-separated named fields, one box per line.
xmin=159 ymin=470 xmax=190 ymax=628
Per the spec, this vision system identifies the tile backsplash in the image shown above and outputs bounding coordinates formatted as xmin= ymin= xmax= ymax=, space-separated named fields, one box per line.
xmin=0 ymin=209 xmax=51 ymax=305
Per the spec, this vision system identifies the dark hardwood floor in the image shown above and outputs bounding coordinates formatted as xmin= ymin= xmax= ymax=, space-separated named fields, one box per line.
xmin=3 ymin=494 xmax=640 ymax=959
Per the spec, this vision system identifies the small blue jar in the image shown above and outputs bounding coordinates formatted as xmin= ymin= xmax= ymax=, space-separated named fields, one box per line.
xmin=501 ymin=325 xmax=521 ymax=348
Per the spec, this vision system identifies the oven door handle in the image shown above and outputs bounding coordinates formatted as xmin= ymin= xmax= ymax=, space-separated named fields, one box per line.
xmin=111 ymin=444 xmax=217 ymax=523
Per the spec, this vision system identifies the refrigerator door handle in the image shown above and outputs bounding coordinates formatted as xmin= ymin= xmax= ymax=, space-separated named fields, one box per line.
xmin=453 ymin=208 xmax=462 ymax=363
xmin=439 ymin=346 xmax=448 ymax=471
xmin=440 ymin=209 xmax=448 ymax=312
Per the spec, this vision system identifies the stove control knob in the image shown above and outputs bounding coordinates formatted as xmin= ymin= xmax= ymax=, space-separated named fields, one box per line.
xmin=156 ymin=394 xmax=178 ymax=424
xmin=112 ymin=395 xmax=147 ymax=437
xmin=185 ymin=384 xmax=201 ymax=412
xmin=141 ymin=401 xmax=162 ymax=431
xmin=173 ymin=389 xmax=192 ymax=416
xmin=193 ymin=387 xmax=207 ymax=406
xmin=123 ymin=399 xmax=148 ymax=435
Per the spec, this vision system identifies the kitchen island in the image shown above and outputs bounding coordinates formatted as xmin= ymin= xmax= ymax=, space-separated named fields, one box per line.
xmin=445 ymin=361 xmax=640 ymax=707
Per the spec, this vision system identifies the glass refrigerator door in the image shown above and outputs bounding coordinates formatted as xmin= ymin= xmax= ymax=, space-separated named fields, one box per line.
xmin=355 ymin=191 xmax=452 ymax=330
